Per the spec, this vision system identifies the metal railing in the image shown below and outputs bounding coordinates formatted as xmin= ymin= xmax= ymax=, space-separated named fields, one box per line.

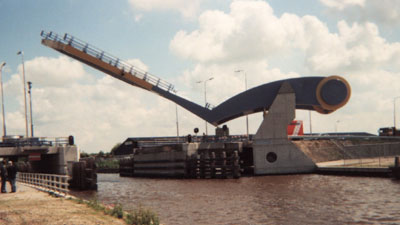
xmin=17 ymin=172 xmax=69 ymax=196
xmin=0 ymin=136 xmax=70 ymax=147
xmin=40 ymin=30 xmax=176 ymax=93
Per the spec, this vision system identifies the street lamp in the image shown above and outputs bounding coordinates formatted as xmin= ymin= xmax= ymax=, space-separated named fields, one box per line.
xmin=335 ymin=120 xmax=340 ymax=133
xmin=17 ymin=51 xmax=29 ymax=138
xmin=27 ymin=81 xmax=34 ymax=137
xmin=0 ymin=62 xmax=7 ymax=138
xmin=197 ymin=77 xmax=214 ymax=135
xmin=235 ymin=69 xmax=249 ymax=138
xmin=309 ymin=110 xmax=312 ymax=135
xmin=394 ymin=96 xmax=400 ymax=129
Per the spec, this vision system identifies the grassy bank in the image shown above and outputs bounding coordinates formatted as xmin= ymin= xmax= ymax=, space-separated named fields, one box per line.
xmin=0 ymin=183 xmax=159 ymax=225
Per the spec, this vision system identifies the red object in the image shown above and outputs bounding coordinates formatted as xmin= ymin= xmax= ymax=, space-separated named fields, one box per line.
xmin=288 ymin=120 xmax=304 ymax=136
xmin=29 ymin=153 xmax=41 ymax=161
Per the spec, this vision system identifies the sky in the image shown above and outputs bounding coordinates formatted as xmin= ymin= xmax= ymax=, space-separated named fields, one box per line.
xmin=1 ymin=0 xmax=400 ymax=153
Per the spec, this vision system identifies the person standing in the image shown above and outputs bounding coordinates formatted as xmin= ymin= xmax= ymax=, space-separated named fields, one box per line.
xmin=7 ymin=161 xmax=17 ymax=193
xmin=0 ymin=160 xmax=7 ymax=193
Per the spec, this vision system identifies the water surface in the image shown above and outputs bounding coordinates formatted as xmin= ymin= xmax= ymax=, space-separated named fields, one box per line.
xmin=74 ymin=174 xmax=400 ymax=225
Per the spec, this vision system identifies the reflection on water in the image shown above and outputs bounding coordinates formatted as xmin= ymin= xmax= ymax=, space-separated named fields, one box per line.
xmin=73 ymin=174 xmax=400 ymax=225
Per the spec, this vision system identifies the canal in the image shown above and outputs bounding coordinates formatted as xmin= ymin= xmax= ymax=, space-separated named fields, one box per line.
xmin=73 ymin=174 xmax=400 ymax=225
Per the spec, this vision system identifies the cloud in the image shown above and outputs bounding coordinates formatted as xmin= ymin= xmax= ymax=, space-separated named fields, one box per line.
xmin=170 ymin=0 xmax=400 ymax=72
xmin=320 ymin=0 xmax=400 ymax=26
xmin=170 ymin=0 xmax=400 ymax=136
xmin=320 ymin=0 xmax=365 ymax=10
xmin=6 ymin=0 xmax=400 ymax=153
xmin=22 ymin=55 xmax=91 ymax=87
xmin=3 ymin=56 xmax=204 ymax=153
xmin=128 ymin=0 xmax=202 ymax=19
xmin=170 ymin=0 xmax=315 ymax=63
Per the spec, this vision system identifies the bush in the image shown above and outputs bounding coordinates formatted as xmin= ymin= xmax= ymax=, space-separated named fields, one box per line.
xmin=125 ymin=207 xmax=159 ymax=225
xmin=96 ymin=158 xmax=119 ymax=169
xmin=87 ymin=199 xmax=105 ymax=211
xmin=111 ymin=204 xmax=124 ymax=219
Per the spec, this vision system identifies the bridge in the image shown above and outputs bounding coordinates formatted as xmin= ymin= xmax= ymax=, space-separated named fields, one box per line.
xmin=40 ymin=31 xmax=351 ymax=126
xmin=0 ymin=136 xmax=78 ymax=175
xmin=39 ymin=30 xmax=355 ymax=175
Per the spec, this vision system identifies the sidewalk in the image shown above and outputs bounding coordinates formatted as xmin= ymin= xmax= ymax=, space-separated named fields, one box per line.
xmin=0 ymin=182 xmax=126 ymax=225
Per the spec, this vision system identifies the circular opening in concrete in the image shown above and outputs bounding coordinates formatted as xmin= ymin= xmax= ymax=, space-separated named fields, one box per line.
xmin=266 ymin=152 xmax=277 ymax=163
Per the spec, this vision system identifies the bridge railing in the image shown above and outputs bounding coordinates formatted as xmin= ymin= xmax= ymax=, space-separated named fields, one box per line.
xmin=40 ymin=30 xmax=176 ymax=93
xmin=0 ymin=136 xmax=71 ymax=147
xmin=17 ymin=172 xmax=69 ymax=196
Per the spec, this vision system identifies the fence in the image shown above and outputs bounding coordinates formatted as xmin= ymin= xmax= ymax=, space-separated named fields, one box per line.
xmin=17 ymin=172 xmax=69 ymax=196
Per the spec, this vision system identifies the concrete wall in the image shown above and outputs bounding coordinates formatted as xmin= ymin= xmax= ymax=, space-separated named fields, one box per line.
xmin=344 ymin=142 xmax=400 ymax=159
xmin=253 ymin=82 xmax=316 ymax=175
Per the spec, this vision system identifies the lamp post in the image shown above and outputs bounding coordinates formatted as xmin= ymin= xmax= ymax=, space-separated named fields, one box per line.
xmin=17 ymin=51 xmax=29 ymax=138
xmin=0 ymin=62 xmax=6 ymax=138
xmin=335 ymin=120 xmax=340 ymax=133
xmin=235 ymin=69 xmax=249 ymax=138
xmin=27 ymin=81 xmax=34 ymax=137
xmin=309 ymin=110 xmax=312 ymax=135
xmin=394 ymin=96 xmax=400 ymax=129
xmin=197 ymin=77 xmax=214 ymax=135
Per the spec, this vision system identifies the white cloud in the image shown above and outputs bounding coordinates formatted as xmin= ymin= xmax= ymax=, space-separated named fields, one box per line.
xmin=320 ymin=0 xmax=365 ymax=10
xmin=170 ymin=0 xmax=400 ymax=136
xmin=128 ymin=0 xmax=202 ymax=19
xmin=22 ymin=56 xmax=91 ymax=87
xmin=321 ymin=0 xmax=400 ymax=26
xmin=6 ymin=0 xmax=400 ymax=153
xmin=2 ymin=56 xmax=204 ymax=153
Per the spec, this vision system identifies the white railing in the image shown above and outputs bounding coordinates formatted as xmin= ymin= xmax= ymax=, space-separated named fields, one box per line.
xmin=17 ymin=172 xmax=69 ymax=196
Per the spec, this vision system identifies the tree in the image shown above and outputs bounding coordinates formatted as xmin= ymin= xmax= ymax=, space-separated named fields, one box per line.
xmin=98 ymin=150 xmax=105 ymax=158
xmin=80 ymin=151 xmax=89 ymax=158
xmin=110 ymin=142 xmax=122 ymax=156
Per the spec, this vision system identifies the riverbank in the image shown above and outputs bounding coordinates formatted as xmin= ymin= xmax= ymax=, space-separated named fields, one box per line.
xmin=0 ymin=183 xmax=126 ymax=225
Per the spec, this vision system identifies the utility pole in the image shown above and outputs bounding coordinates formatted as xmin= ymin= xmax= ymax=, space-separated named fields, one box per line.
xmin=28 ymin=81 xmax=34 ymax=137
xmin=17 ymin=51 xmax=29 ymax=138
xmin=0 ymin=62 xmax=6 ymax=138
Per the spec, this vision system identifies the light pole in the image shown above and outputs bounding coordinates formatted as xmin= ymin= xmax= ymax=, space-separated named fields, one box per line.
xmin=197 ymin=77 xmax=214 ymax=135
xmin=17 ymin=51 xmax=29 ymax=138
xmin=0 ymin=62 xmax=6 ymax=138
xmin=309 ymin=110 xmax=312 ymax=135
xmin=335 ymin=120 xmax=340 ymax=133
xmin=28 ymin=81 xmax=34 ymax=137
xmin=175 ymin=103 xmax=179 ymax=142
xmin=235 ymin=69 xmax=249 ymax=138
xmin=394 ymin=96 xmax=400 ymax=129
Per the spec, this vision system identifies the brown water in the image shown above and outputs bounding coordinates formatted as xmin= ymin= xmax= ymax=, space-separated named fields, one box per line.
xmin=74 ymin=174 xmax=400 ymax=225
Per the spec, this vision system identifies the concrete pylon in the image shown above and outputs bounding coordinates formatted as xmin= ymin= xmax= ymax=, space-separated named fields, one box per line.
xmin=253 ymin=82 xmax=316 ymax=174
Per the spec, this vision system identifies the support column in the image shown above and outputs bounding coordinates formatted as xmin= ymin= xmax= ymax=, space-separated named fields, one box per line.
xmin=252 ymin=82 xmax=316 ymax=174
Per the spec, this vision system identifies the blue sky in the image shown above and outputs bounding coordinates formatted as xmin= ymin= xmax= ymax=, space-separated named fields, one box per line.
xmin=1 ymin=0 xmax=400 ymax=152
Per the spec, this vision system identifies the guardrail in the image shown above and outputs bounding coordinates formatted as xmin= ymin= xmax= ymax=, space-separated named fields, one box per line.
xmin=17 ymin=172 xmax=69 ymax=196
xmin=0 ymin=136 xmax=72 ymax=148
xmin=40 ymin=30 xmax=176 ymax=93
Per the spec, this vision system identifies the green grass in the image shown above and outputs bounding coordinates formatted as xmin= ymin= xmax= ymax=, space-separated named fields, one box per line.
xmin=96 ymin=158 xmax=119 ymax=169
xmin=125 ymin=206 xmax=160 ymax=225
xmin=69 ymin=198 xmax=160 ymax=225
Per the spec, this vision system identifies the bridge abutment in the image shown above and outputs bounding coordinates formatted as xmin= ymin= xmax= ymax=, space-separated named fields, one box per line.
xmin=252 ymin=82 xmax=316 ymax=174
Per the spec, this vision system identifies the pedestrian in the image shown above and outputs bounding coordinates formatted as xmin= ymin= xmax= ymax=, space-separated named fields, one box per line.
xmin=0 ymin=160 xmax=7 ymax=193
xmin=7 ymin=161 xmax=17 ymax=193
